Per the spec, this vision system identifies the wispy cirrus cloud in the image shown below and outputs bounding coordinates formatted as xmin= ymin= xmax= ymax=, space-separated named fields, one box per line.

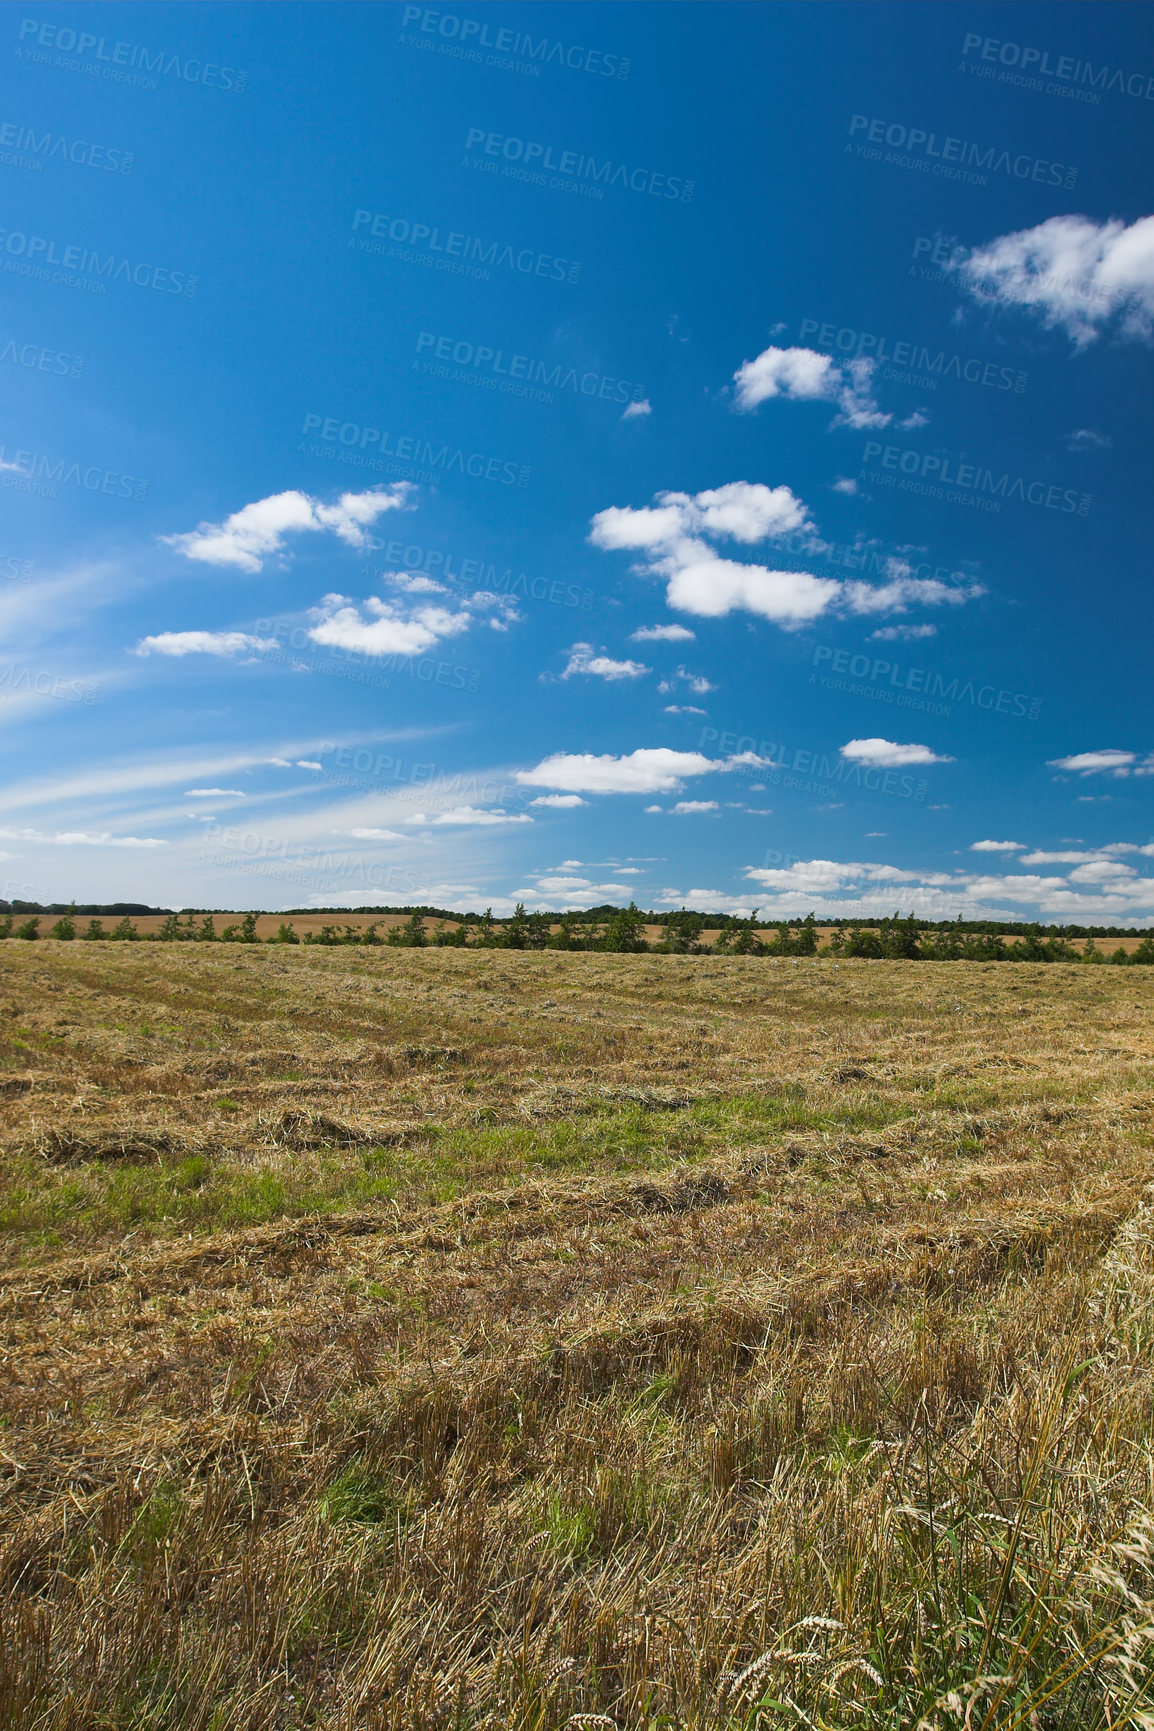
xmin=133 ymin=630 xmax=279 ymax=657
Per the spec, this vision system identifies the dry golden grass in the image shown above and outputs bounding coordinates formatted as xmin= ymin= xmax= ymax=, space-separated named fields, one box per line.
xmin=1 ymin=943 xmax=1152 ymax=1728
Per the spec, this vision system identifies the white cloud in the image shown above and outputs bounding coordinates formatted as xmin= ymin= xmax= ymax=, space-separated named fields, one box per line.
xmin=832 ymin=477 xmax=859 ymax=495
xmin=133 ymin=630 xmax=279 ymax=657
xmin=0 ymin=827 xmax=167 ymax=847
xmin=1049 ymin=749 xmax=1154 ymax=777
xmin=670 ymin=800 xmax=718 ymax=814
xmin=590 ymin=483 xmax=981 ymax=629
xmin=517 ymin=747 xmax=714 ymax=795
xmin=162 ymin=485 xmax=412 ymax=573
xmin=971 ymin=840 xmax=1025 ymax=852
xmin=840 ymin=738 xmax=954 ymax=767
xmin=844 ymin=576 xmax=983 ymax=615
xmin=954 ymin=214 xmax=1154 ymax=346
xmin=184 ymin=788 xmax=245 ymax=798
xmin=664 ymin=704 xmax=707 ymax=715
xmin=630 ymin=623 xmax=696 ymax=642
xmin=409 ymin=806 xmax=533 ymax=827
xmin=1067 ymin=428 xmax=1111 ymax=451
xmin=732 ymin=345 xmax=890 ymax=428
xmin=733 ymin=344 xmax=838 ymax=410
xmin=1068 ymin=860 xmax=1137 ymax=883
xmin=658 ymin=667 xmax=715 ymax=695
xmin=622 ymin=398 xmax=651 ymax=419
xmin=345 ymin=827 xmax=407 ymax=840
xmin=529 ymin=794 xmax=587 ymax=808
xmin=307 ymin=593 xmax=474 ymax=658
xmin=560 ymin=642 xmax=649 ymax=681
xmin=869 ymin=623 xmax=938 ymax=642
xmin=297 ymin=759 xmax=322 ymax=770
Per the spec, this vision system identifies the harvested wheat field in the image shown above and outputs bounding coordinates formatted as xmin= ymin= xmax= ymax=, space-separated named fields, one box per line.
xmin=1 ymin=942 xmax=1152 ymax=1729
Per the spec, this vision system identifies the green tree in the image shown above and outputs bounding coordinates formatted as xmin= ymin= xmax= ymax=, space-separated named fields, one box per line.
xmin=601 ymin=902 xmax=648 ymax=953
xmin=793 ymin=911 xmax=819 ymax=956
xmin=388 ymin=911 xmax=428 ymax=948
xmin=654 ymin=909 xmax=707 ymax=954
xmin=15 ymin=917 xmax=39 ymax=941
xmin=1081 ymin=935 xmax=1104 ymax=964
xmin=82 ymin=919 xmax=105 ymax=941
xmin=843 ymin=925 xmax=883 ymax=959
xmin=714 ymin=908 xmax=763 ymax=956
xmin=157 ymin=912 xmax=184 ymax=942
xmin=111 ymin=917 xmax=140 ymax=941
xmin=50 ymin=907 xmax=76 ymax=941
xmin=240 ymin=912 xmax=260 ymax=943
xmin=433 ymin=921 xmax=468 ymax=947
xmin=0 ymin=915 xmax=13 ymax=939
xmin=504 ymin=903 xmax=530 ymax=949
xmin=195 ymin=914 xmax=217 ymax=942
xmin=1131 ymin=934 xmax=1154 ymax=965
xmin=271 ymin=922 xmax=300 ymax=944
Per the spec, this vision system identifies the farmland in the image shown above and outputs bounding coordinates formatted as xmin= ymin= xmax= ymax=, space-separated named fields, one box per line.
xmin=1 ymin=942 xmax=1152 ymax=1728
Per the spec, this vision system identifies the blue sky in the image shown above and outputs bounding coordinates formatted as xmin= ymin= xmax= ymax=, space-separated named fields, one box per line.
xmin=2 ymin=0 xmax=1153 ymax=922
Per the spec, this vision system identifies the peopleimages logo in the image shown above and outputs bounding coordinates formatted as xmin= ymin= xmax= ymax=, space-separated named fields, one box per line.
xmin=0 ymin=228 xmax=196 ymax=295
xmin=0 ymin=442 xmax=148 ymax=501
xmin=15 ymin=17 xmax=248 ymax=91
xmin=798 ymin=316 xmax=1026 ymax=394
xmin=399 ymin=7 xmax=630 ymax=78
xmin=698 ymin=726 xmax=929 ymax=803
xmin=0 ymin=120 xmax=134 ymax=173
xmin=464 ymin=128 xmax=695 ymax=201
xmin=300 ymin=413 xmax=531 ymax=488
xmin=961 ymin=32 xmax=1154 ymax=102
xmin=811 ymin=646 xmax=1042 ymax=722
xmin=861 ymin=440 xmax=1091 ymax=516
xmin=414 ymin=331 xmax=646 ymax=407
xmin=351 ymin=208 xmax=582 ymax=284
xmin=847 ymin=114 xmax=1078 ymax=188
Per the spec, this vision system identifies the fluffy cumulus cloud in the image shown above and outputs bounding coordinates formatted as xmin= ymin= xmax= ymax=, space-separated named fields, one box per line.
xmin=515 ymin=746 xmax=773 ymax=797
xmin=161 ymin=485 xmax=412 ymax=572
xmin=621 ymin=398 xmax=651 ymax=419
xmin=731 ymin=345 xmax=913 ymax=430
xmin=971 ymin=839 xmax=1024 ymax=852
xmin=738 ymin=848 xmax=1154 ymax=923
xmin=560 ymin=642 xmax=649 ymax=682
xmin=670 ymin=800 xmax=718 ymax=814
xmin=590 ymin=483 xmax=980 ymax=629
xmin=307 ymin=589 xmax=515 ymax=659
xmin=133 ymin=630 xmax=279 ymax=657
xmin=529 ymin=794 xmax=587 ymax=808
xmin=954 ymin=214 xmax=1154 ymax=346
xmin=840 ymin=738 xmax=954 ymax=767
xmin=517 ymin=747 xmax=715 ymax=796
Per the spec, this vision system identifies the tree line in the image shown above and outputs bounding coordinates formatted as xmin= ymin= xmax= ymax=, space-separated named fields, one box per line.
xmin=5 ymin=905 xmax=1153 ymax=963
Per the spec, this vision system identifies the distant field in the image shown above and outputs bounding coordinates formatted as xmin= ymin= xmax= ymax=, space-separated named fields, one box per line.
xmin=1 ymin=944 xmax=1152 ymax=1726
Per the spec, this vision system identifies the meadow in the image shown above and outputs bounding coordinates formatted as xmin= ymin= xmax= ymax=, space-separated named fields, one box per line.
xmin=0 ymin=941 xmax=1151 ymax=1729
